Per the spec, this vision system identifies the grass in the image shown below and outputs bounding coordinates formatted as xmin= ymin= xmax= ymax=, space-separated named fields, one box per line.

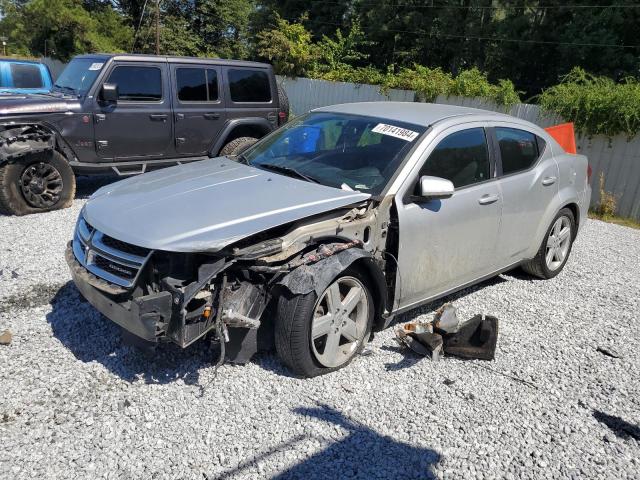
xmin=588 ymin=211 xmax=640 ymax=230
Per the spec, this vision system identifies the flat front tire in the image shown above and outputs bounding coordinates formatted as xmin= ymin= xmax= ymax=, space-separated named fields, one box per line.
xmin=275 ymin=268 xmax=374 ymax=377
xmin=0 ymin=151 xmax=75 ymax=216
xmin=522 ymin=208 xmax=575 ymax=279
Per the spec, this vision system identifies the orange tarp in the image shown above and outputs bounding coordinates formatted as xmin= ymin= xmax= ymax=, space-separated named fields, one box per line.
xmin=544 ymin=123 xmax=577 ymax=154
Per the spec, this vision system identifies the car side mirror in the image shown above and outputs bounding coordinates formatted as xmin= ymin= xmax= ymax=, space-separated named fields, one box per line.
xmin=417 ymin=176 xmax=455 ymax=199
xmin=100 ymin=83 xmax=118 ymax=104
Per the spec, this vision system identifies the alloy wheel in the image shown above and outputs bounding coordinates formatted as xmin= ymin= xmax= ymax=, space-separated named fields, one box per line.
xmin=310 ymin=276 xmax=369 ymax=368
xmin=545 ymin=216 xmax=572 ymax=271
xmin=19 ymin=162 xmax=64 ymax=208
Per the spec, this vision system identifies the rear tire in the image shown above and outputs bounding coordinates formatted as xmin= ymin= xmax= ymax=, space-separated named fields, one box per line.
xmin=0 ymin=151 xmax=75 ymax=216
xmin=219 ymin=137 xmax=258 ymax=157
xmin=275 ymin=268 xmax=374 ymax=378
xmin=277 ymin=85 xmax=290 ymax=124
xmin=521 ymin=208 xmax=575 ymax=279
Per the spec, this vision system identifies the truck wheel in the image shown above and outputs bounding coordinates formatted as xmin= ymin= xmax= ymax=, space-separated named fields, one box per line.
xmin=275 ymin=268 xmax=374 ymax=378
xmin=277 ymin=85 xmax=290 ymax=123
xmin=0 ymin=151 xmax=76 ymax=216
xmin=521 ymin=208 xmax=575 ymax=279
xmin=220 ymin=137 xmax=258 ymax=157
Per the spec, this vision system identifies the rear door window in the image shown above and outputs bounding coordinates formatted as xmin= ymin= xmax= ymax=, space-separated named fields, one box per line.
xmin=10 ymin=64 xmax=43 ymax=88
xmin=107 ymin=66 xmax=162 ymax=102
xmin=228 ymin=69 xmax=271 ymax=102
xmin=420 ymin=128 xmax=491 ymax=188
xmin=495 ymin=127 xmax=542 ymax=175
xmin=176 ymin=68 xmax=219 ymax=102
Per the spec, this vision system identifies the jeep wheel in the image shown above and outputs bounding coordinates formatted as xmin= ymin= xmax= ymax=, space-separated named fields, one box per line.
xmin=277 ymin=85 xmax=290 ymax=124
xmin=0 ymin=151 xmax=76 ymax=216
xmin=220 ymin=137 xmax=259 ymax=157
xmin=274 ymin=268 xmax=374 ymax=378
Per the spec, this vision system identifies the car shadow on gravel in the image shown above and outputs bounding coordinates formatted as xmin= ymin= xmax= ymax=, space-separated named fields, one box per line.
xmin=216 ymin=403 xmax=441 ymax=479
xmin=47 ymin=281 xmax=215 ymax=385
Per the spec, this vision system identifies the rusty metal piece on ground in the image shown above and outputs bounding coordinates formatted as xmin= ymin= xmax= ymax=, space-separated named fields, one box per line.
xmin=442 ymin=314 xmax=498 ymax=361
xmin=433 ymin=303 xmax=461 ymax=334
xmin=394 ymin=325 xmax=442 ymax=361
xmin=0 ymin=329 xmax=13 ymax=345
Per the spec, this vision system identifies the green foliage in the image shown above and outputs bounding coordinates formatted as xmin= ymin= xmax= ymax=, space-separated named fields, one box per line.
xmin=312 ymin=63 xmax=520 ymax=106
xmin=256 ymin=15 xmax=318 ymax=77
xmin=316 ymin=21 xmax=370 ymax=72
xmin=0 ymin=0 xmax=132 ymax=61
xmin=540 ymin=67 xmax=640 ymax=137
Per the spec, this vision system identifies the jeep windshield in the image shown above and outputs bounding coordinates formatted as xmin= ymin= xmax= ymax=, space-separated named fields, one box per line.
xmin=243 ymin=112 xmax=426 ymax=195
xmin=52 ymin=58 xmax=105 ymax=96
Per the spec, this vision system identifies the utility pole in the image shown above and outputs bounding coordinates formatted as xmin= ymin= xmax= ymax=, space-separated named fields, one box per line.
xmin=155 ymin=0 xmax=160 ymax=55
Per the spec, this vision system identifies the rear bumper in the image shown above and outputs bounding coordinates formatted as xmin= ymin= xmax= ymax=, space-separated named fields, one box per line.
xmin=65 ymin=242 xmax=173 ymax=342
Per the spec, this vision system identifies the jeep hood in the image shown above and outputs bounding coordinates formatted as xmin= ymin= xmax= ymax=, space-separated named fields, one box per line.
xmin=83 ymin=158 xmax=371 ymax=252
xmin=0 ymin=93 xmax=80 ymax=116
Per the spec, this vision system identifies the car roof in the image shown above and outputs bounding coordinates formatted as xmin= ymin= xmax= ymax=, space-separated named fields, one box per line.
xmin=73 ymin=53 xmax=271 ymax=69
xmin=314 ymin=101 xmax=516 ymax=127
xmin=0 ymin=58 xmax=43 ymax=65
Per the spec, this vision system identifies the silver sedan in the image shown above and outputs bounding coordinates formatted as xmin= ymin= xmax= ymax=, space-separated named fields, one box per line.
xmin=67 ymin=102 xmax=592 ymax=376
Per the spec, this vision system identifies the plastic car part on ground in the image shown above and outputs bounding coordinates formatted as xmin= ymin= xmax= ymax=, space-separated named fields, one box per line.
xmin=394 ymin=303 xmax=499 ymax=361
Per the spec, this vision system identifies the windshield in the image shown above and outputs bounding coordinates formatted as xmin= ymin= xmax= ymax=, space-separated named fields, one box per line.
xmin=244 ymin=112 xmax=425 ymax=195
xmin=52 ymin=58 xmax=105 ymax=96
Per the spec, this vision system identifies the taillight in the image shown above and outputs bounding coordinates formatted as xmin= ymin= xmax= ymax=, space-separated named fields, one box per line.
xmin=278 ymin=111 xmax=287 ymax=126
xmin=587 ymin=164 xmax=592 ymax=183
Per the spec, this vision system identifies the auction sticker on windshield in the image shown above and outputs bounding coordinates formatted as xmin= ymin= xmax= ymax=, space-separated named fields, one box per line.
xmin=372 ymin=123 xmax=419 ymax=141
xmin=89 ymin=63 xmax=104 ymax=71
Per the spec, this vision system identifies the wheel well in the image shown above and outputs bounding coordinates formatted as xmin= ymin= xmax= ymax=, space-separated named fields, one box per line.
xmin=563 ymin=202 xmax=580 ymax=236
xmin=349 ymin=257 xmax=388 ymax=332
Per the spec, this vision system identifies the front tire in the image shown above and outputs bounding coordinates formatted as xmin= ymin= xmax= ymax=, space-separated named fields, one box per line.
xmin=275 ymin=268 xmax=374 ymax=377
xmin=0 ymin=151 xmax=76 ymax=216
xmin=522 ymin=208 xmax=575 ymax=279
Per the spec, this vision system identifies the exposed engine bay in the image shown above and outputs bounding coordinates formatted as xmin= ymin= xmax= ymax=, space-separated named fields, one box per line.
xmin=66 ymin=197 xmax=398 ymax=364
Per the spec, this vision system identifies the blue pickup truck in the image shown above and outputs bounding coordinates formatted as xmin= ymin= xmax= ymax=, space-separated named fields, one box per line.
xmin=0 ymin=59 xmax=53 ymax=94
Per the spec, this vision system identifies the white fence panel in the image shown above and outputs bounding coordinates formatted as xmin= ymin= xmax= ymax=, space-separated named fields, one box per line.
xmin=276 ymin=76 xmax=415 ymax=116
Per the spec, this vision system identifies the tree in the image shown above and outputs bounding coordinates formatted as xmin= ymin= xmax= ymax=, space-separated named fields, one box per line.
xmin=0 ymin=0 xmax=132 ymax=60
xmin=255 ymin=15 xmax=318 ymax=76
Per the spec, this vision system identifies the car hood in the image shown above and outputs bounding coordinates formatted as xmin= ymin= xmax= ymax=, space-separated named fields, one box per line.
xmin=83 ymin=158 xmax=371 ymax=252
xmin=0 ymin=93 xmax=80 ymax=115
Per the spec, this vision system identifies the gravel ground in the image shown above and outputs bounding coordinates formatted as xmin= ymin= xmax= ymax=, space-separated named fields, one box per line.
xmin=1 ymin=177 xmax=639 ymax=480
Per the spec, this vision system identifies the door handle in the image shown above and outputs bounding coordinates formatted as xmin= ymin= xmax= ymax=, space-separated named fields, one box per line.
xmin=203 ymin=113 xmax=220 ymax=120
xmin=96 ymin=140 xmax=108 ymax=150
xmin=478 ymin=194 xmax=499 ymax=205
xmin=95 ymin=114 xmax=106 ymax=123
xmin=175 ymin=113 xmax=184 ymax=121
xmin=542 ymin=176 xmax=557 ymax=186
xmin=149 ymin=114 xmax=168 ymax=121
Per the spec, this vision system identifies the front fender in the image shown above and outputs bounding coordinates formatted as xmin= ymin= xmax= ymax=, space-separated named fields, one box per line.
xmin=277 ymin=248 xmax=389 ymax=330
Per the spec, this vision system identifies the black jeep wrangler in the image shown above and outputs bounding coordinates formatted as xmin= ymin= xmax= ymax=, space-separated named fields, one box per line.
xmin=0 ymin=54 xmax=289 ymax=215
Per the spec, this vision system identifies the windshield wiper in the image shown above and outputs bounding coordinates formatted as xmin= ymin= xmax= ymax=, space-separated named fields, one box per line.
xmin=256 ymin=163 xmax=320 ymax=184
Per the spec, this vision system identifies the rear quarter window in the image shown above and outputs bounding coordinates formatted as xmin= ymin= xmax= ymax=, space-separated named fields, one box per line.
xmin=495 ymin=127 xmax=543 ymax=175
xmin=228 ymin=69 xmax=271 ymax=103
xmin=10 ymin=64 xmax=44 ymax=89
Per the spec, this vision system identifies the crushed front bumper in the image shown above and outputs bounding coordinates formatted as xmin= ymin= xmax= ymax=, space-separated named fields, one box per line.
xmin=65 ymin=242 xmax=173 ymax=342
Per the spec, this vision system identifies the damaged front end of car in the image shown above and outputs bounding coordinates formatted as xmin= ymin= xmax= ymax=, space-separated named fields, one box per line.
xmin=66 ymin=197 xmax=397 ymax=363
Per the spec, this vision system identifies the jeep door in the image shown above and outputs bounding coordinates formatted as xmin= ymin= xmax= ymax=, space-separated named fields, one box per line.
xmin=224 ymin=67 xmax=278 ymax=128
xmin=395 ymin=125 xmax=502 ymax=310
xmin=93 ymin=62 xmax=173 ymax=160
xmin=171 ymin=65 xmax=226 ymax=156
